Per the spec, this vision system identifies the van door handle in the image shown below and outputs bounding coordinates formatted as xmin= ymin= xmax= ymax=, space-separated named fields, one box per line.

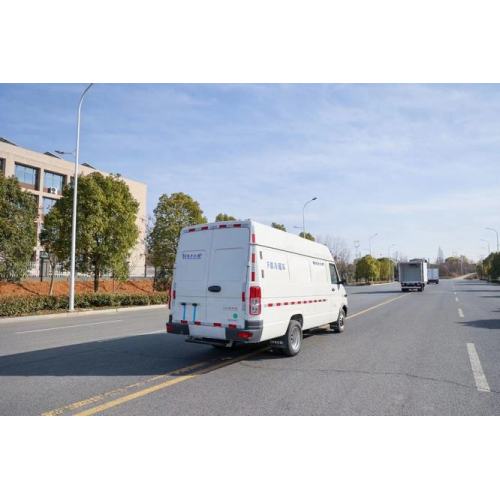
xmin=208 ymin=285 xmax=221 ymax=292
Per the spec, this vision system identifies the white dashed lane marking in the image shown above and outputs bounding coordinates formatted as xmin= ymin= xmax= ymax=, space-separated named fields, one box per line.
xmin=467 ymin=343 xmax=491 ymax=392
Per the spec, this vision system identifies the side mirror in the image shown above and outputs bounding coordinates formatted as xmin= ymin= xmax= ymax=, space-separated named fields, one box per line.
xmin=339 ymin=278 xmax=347 ymax=285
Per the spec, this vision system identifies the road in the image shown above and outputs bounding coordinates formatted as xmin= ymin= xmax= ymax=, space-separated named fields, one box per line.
xmin=1 ymin=278 xmax=499 ymax=415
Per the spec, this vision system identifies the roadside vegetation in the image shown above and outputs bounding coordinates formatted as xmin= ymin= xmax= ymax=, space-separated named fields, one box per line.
xmin=0 ymin=173 xmax=37 ymax=282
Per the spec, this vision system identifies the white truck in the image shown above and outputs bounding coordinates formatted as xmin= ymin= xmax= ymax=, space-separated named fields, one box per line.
xmin=398 ymin=259 xmax=428 ymax=292
xmin=166 ymin=219 xmax=348 ymax=356
xmin=427 ymin=267 xmax=439 ymax=284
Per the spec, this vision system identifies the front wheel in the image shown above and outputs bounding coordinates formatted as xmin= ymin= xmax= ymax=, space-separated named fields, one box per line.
xmin=281 ymin=320 xmax=302 ymax=356
xmin=331 ymin=308 xmax=345 ymax=333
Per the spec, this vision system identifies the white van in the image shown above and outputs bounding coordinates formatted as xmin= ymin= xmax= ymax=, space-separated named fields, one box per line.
xmin=166 ymin=219 xmax=348 ymax=356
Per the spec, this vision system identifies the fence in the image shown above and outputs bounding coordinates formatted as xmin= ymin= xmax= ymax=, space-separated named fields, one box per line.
xmin=27 ymin=261 xmax=156 ymax=280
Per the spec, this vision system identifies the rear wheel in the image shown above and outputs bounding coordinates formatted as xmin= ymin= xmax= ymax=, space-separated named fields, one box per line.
xmin=330 ymin=308 xmax=345 ymax=333
xmin=281 ymin=320 xmax=302 ymax=356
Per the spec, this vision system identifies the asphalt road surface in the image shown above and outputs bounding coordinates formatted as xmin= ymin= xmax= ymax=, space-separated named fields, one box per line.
xmin=1 ymin=278 xmax=499 ymax=415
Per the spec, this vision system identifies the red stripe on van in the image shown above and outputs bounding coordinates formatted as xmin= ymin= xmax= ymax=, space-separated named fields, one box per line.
xmin=180 ymin=320 xmax=188 ymax=324
xmin=267 ymin=303 xmax=273 ymax=307
xmin=233 ymin=224 xmax=241 ymax=228
xmin=228 ymin=323 xmax=237 ymax=328
xmin=242 ymin=291 xmax=246 ymax=302
xmin=219 ymin=224 xmax=227 ymax=228
xmin=251 ymin=253 xmax=256 ymax=263
xmin=213 ymin=322 xmax=222 ymax=327
xmin=194 ymin=321 xmax=201 ymax=325
xmin=291 ymin=301 xmax=296 ymax=305
xmin=276 ymin=303 xmax=282 ymax=306
xmin=251 ymin=271 xmax=256 ymax=281
xmin=284 ymin=302 xmax=289 ymax=305
xmin=201 ymin=226 xmax=208 ymax=230
xmin=188 ymin=228 xmax=195 ymax=232
xmin=251 ymin=234 xmax=256 ymax=243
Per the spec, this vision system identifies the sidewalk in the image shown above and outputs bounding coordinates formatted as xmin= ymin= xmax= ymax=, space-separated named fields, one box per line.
xmin=0 ymin=304 xmax=167 ymax=324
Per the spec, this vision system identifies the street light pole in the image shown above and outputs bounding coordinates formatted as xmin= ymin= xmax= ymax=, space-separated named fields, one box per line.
xmin=368 ymin=233 xmax=378 ymax=255
xmin=69 ymin=83 xmax=93 ymax=312
xmin=302 ymin=197 xmax=317 ymax=238
xmin=485 ymin=227 xmax=499 ymax=252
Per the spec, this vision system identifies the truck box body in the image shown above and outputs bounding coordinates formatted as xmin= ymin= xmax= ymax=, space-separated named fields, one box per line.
xmin=427 ymin=267 xmax=439 ymax=284
xmin=166 ymin=219 xmax=348 ymax=352
xmin=398 ymin=260 xmax=428 ymax=291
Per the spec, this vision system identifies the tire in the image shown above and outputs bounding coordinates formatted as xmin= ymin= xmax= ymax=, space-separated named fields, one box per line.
xmin=281 ymin=320 xmax=302 ymax=357
xmin=331 ymin=308 xmax=346 ymax=333
xmin=402 ymin=288 xmax=408 ymax=292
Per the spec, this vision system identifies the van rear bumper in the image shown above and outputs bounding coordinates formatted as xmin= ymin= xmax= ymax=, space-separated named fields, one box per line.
xmin=166 ymin=316 xmax=263 ymax=343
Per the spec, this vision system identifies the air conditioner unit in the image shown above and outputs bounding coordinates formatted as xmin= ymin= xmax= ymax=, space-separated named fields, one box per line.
xmin=49 ymin=187 xmax=58 ymax=194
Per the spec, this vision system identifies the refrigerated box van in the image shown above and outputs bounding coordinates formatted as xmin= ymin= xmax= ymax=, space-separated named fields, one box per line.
xmin=427 ymin=267 xmax=439 ymax=284
xmin=398 ymin=259 xmax=428 ymax=292
xmin=166 ymin=220 xmax=348 ymax=356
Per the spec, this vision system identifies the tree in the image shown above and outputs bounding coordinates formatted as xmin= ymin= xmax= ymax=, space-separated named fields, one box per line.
xmin=355 ymin=255 xmax=380 ymax=282
xmin=377 ymin=257 xmax=393 ymax=281
xmin=215 ymin=213 xmax=236 ymax=221
xmin=40 ymin=206 xmax=66 ymax=295
xmin=41 ymin=172 xmax=139 ymax=292
xmin=317 ymin=235 xmax=352 ymax=280
xmin=0 ymin=173 xmax=37 ymax=282
xmin=148 ymin=192 xmax=207 ymax=290
xmin=271 ymin=222 xmax=287 ymax=232
xmin=482 ymin=252 xmax=500 ymax=281
xmin=299 ymin=231 xmax=315 ymax=241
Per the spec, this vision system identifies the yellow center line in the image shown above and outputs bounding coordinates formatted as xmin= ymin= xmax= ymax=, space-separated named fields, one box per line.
xmin=41 ymin=358 xmax=218 ymax=416
xmin=74 ymin=347 xmax=269 ymax=416
xmin=44 ymin=292 xmax=407 ymax=416
xmin=346 ymin=293 xmax=408 ymax=320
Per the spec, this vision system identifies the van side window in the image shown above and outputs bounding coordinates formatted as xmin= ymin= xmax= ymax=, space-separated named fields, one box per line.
xmin=329 ymin=263 xmax=339 ymax=284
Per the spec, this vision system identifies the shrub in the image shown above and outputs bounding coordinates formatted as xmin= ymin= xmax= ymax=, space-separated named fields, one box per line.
xmin=0 ymin=292 xmax=168 ymax=317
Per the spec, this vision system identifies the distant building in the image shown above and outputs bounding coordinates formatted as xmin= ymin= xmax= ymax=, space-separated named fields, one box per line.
xmin=0 ymin=137 xmax=147 ymax=277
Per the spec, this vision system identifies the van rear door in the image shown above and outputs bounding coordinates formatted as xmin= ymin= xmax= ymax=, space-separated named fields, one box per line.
xmin=173 ymin=230 xmax=212 ymax=323
xmin=205 ymin=227 xmax=250 ymax=327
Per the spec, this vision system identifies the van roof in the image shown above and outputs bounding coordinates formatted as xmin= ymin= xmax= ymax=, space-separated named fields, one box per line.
xmin=182 ymin=219 xmax=334 ymax=261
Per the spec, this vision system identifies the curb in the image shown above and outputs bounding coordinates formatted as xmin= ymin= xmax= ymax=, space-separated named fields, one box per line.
xmin=0 ymin=304 xmax=168 ymax=324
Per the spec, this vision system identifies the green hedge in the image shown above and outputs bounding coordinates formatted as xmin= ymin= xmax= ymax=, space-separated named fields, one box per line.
xmin=0 ymin=292 xmax=168 ymax=317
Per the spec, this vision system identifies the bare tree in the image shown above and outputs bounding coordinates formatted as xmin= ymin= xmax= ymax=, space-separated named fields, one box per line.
xmin=317 ymin=235 xmax=352 ymax=279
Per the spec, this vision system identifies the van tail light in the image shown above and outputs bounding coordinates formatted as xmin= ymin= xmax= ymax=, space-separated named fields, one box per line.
xmin=249 ymin=286 xmax=261 ymax=315
xmin=237 ymin=331 xmax=253 ymax=340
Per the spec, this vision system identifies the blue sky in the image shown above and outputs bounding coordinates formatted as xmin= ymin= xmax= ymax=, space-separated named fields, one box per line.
xmin=1 ymin=83 xmax=500 ymax=261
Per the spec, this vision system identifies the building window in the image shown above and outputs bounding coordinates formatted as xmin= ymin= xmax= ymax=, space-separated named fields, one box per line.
xmin=0 ymin=158 xmax=5 ymax=174
xmin=42 ymin=197 xmax=56 ymax=215
xmin=15 ymin=163 xmax=39 ymax=190
xmin=44 ymin=171 xmax=65 ymax=194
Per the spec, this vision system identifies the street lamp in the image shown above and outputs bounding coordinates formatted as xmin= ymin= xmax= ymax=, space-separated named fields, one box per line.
xmin=485 ymin=227 xmax=499 ymax=252
xmin=69 ymin=83 xmax=93 ymax=312
xmin=480 ymin=238 xmax=491 ymax=254
xmin=302 ymin=197 xmax=317 ymax=238
xmin=368 ymin=233 xmax=378 ymax=255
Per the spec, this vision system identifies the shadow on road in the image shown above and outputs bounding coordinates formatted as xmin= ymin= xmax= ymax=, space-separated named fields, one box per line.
xmin=0 ymin=326 xmax=340 ymax=377
xmin=460 ymin=319 xmax=500 ymax=330
xmin=0 ymin=334 xmax=229 ymax=377
xmin=349 ymin=290 xmax=401 ymax=295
